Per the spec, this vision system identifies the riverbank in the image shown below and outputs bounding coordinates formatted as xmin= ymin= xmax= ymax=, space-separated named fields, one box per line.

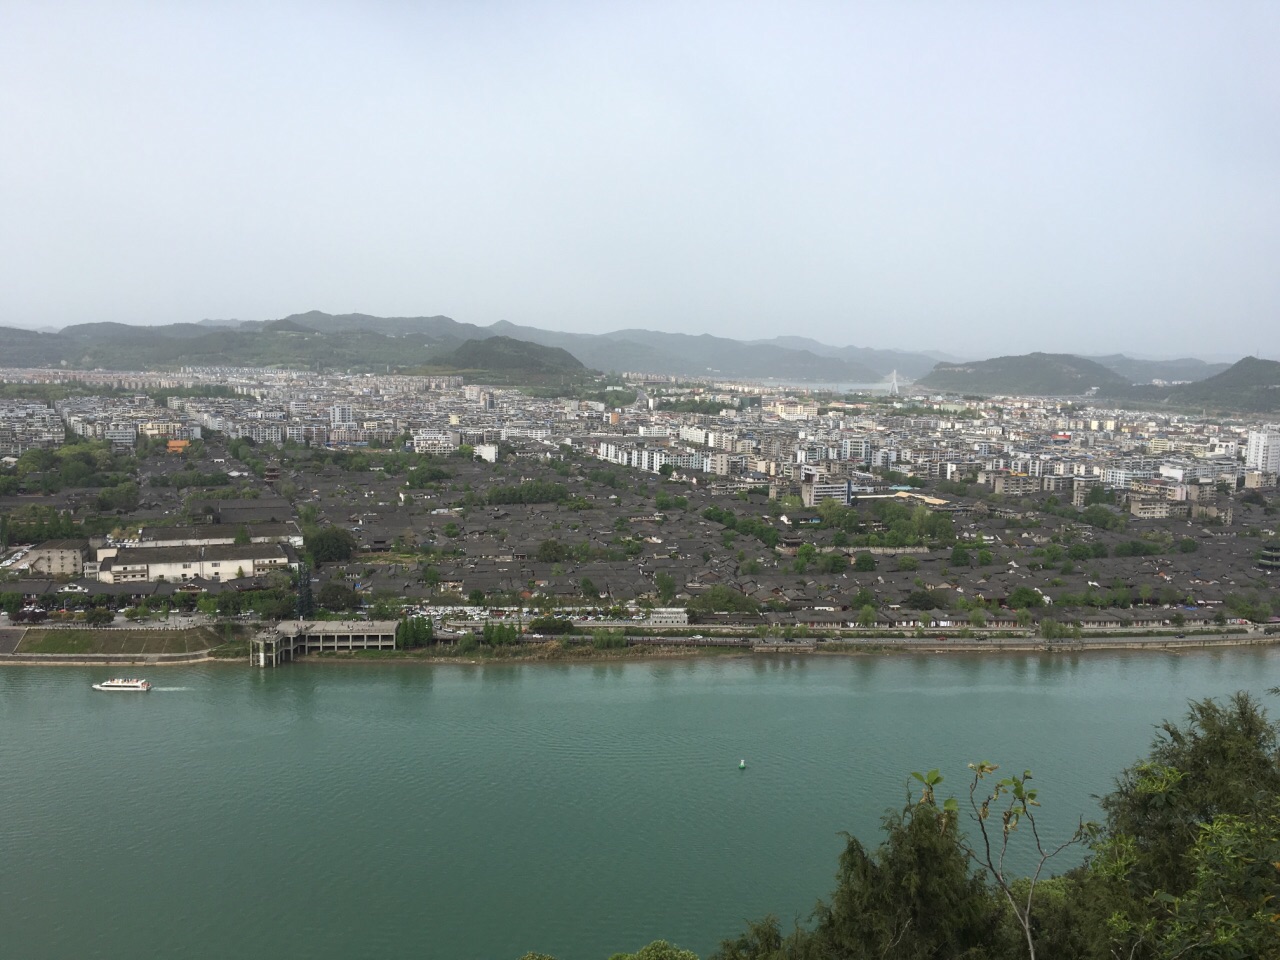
xmin=0 ymin=624 xmax=244 ymax=665
xmin=292 ymin=631 xmax=1280 ymax=665
xmin=3 ymin=627 xmax=1276 ymax=667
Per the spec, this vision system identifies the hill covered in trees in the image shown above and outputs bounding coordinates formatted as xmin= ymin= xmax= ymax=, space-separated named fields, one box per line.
xmin=442 ymin=336 xmax=585 ymax=375
xmin=0 ymin=311 xmax=923 ymax=381
xmin=0 ymin=319 xmax=589 ymax=379
xmin=523 ymin=692 xmax=1280 ymax=960
xmin=917 ymin=353 xmax=1130 ymax=396
xmin=1103 ymin=356 xmax=1280 ymax=413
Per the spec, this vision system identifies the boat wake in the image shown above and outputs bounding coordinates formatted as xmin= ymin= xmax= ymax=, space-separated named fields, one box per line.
xmin=153 ymin=687 xmax=193 ymax=692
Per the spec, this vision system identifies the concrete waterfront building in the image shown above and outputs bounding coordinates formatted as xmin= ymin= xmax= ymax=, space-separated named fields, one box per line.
xmin=252 ymin=621 xmax=399 ymax=666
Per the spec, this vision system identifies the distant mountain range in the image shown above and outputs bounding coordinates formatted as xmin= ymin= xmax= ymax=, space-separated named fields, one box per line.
xmin=1082 ymin=354 xmax=1231 ymax=383
xmin=916 ymin=352 xmax=1280 ymax=412
xmin=0 ymin=312 xmax=1262 ymax=402
xmin=0 ymin=311 xmax=934 ymax=381
xmin=273 ymin=312 xmax=909 ymax=382
xmin=1108 ymin=356 xmax=1280 ymax=413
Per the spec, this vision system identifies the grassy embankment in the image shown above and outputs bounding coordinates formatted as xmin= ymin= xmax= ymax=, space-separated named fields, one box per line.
xmin=16 ymin=626 xmax=224 ymax=655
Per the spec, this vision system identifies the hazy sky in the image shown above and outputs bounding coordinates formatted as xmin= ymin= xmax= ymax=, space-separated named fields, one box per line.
xmin=3 ymin=2 xmax=1278 ymax=358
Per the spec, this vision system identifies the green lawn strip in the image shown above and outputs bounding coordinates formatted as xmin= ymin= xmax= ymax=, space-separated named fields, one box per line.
xmin=17 ymin=630 xmax=99 ymax=654
xmin=16 ymin=628 xmax=219 ymax=655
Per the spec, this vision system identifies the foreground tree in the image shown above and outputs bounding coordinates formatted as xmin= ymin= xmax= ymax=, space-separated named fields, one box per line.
xmin=523 ymin=694 xmax=1280 ymax=960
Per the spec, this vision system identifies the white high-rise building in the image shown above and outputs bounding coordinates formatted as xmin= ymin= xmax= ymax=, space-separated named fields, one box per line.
xmin=330 ymin=403 xmax=354 ymax=427
xmin=1245 ymin=428 xmax=1280 ymax=473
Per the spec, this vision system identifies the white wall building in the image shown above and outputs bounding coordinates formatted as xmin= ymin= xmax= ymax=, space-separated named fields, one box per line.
xmin=1245 ymin=428 xmax=1280 ymax=474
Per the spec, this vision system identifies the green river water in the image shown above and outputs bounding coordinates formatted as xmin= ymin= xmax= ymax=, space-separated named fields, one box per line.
xmin=3 ymin=649 xmax=1278 ymax=960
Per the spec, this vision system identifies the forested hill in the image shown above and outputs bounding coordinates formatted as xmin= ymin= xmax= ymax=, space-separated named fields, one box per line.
xmin=1101 ymin=355 xmax=1280 ymax=412
xmin=442 ymin=336 xmax=585 ymax=374
xmin=0 ymin=320 xmax=586 ymax=376
xmin=0 ymin=311 xmax=924 ymax=381
xmin=916 ymin=353 xmax=1129 ymax=396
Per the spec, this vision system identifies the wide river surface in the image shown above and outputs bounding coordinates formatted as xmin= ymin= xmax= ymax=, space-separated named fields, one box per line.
xmin=3 ymin=649 xmax=1278 ymax=960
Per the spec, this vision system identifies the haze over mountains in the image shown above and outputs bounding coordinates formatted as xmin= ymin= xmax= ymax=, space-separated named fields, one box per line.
xmin=0 ymin=311 xmax=1254 ymax=391
xmin=916 ymin=352 xmax=1280 ymax=412
xmin=1 ymin=310 xmax=1275 ymax=409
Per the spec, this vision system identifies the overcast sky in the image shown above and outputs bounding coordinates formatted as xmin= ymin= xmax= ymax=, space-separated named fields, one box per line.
xmin=2 ymin=1 xmax=1277 ymax=358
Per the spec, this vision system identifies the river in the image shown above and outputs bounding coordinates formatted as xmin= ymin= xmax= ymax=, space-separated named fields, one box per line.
xmin=2 ymin=649 xmax=1276 ymax=960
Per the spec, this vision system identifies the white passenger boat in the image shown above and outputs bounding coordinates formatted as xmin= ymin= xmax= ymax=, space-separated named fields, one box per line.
xmin=92 ymin=678 xmax=152 ymax=692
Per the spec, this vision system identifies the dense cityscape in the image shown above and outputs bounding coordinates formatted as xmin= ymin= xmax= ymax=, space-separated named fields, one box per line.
xmin=2 ymin=365 xmax=1277 ymax=662
xmin=6 ymin=3 xmax=1280 ymax=957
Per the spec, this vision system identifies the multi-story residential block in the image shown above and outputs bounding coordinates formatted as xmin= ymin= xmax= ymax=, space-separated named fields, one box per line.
xmin=26 ymin=540 xmax=90 ymax=577
xmin=1245 ymin=428 xmax=1280 ymax=473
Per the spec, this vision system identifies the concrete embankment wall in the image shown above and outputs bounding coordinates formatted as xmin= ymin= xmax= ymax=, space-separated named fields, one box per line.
xmin=0 ymin=650 xmax=214 ymax=666
xmin=813 ymin=635 xmax=1280 ymax=655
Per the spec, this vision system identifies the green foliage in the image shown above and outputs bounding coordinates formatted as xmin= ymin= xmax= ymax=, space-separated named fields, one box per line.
xmin=817 ymin=552 xmax=848 ymax=575
xmin=1177 ymin=537 xmax=1200 ymax=553
xmin=1068 ymin=542 xmax=1110 ymax=561
xmin=902 ymin=589 xmax=946 ymax=610
xmin=396 ymin=616 xmax=433 ymax=649
xmin=537 ymin=540 xmax=574 ymax=564
xmin=1080 ymin=504 xmax=1125 ymax=531
xmin=2 ymin=440 xmax=136 ymax=496
xmin=148 ymin=467 xmax=233 ymax=490
xmin=404 ymin=464 xmax=453 ymax=487
xmin=1113 ymin=540 xmax=1160 ymax=558
xmin=95 ymin=481 xmax=140 ymax=512
xmin=591 ymin=629 xmax=627 ymax=650
xmin=701 ymin=505 xmax=779 ymax=548
xmin=800 ymin=797 xmax=1003 ymax=959
xmin=487 ymin=481 xmax=569 ymax=505
xmin=656 ymin=397 xmax=736 ymax=415
xmin=687 ymin=585 xmax=759 ymax=616
xmin=703 ymin=693 xmax=1280 ymax=960
xmin=306 ymin=526 xmax=358 ymax=563
xmin=1085 ymin=485 xmax=1115 ymax=506
xmin=792 ymin=543 xmax=818 ymax=574
xmin=853 ymin=553 xmax=877 ymax=572
xmin=1007 ymin=586 xmax=1044 ymax=609
xmin=1100 ymin=693 xmax=1280 ymax=898
xmin=654 ymin=491 xmax=689 ymax=511
xmin=481 ymin=621 xmax=520 ymax=645
xmin=607 ymin=941 xmax=700 ymax=960
xmin=895 ymin=554 xmax=919 ymax=572
xmin=84 ymin=607 xmax=115 ymax=626
xmin=317 ymin=583 xmax=360 ymax=611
